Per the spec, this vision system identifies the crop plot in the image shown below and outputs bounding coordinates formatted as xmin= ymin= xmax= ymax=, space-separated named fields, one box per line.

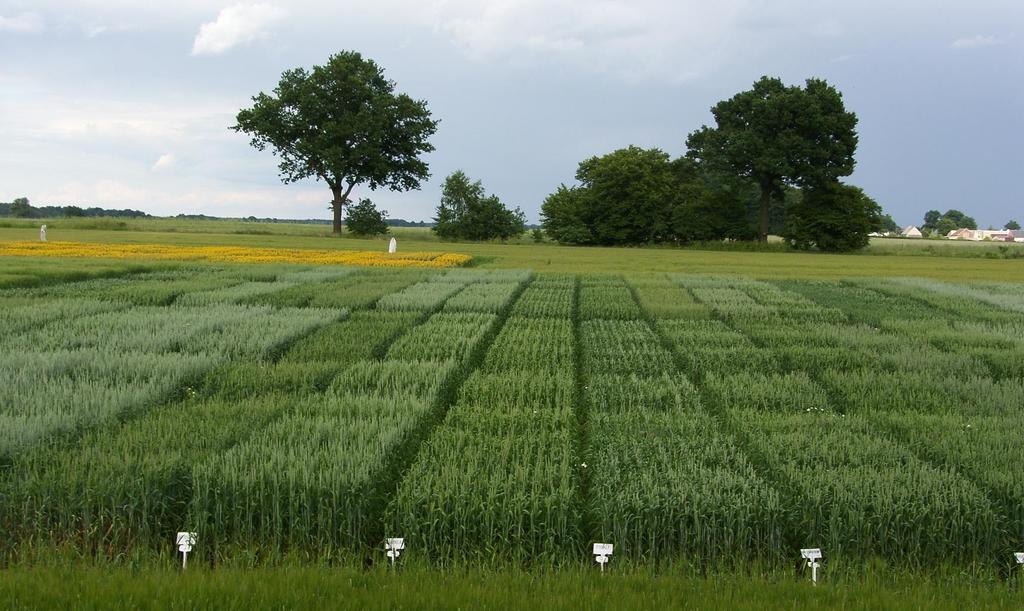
xmin=0 ymin=264 xmax=1022 ymax=571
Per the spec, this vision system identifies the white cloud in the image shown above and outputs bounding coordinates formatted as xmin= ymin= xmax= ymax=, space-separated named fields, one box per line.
xmin=811 ymin=18 xmax=844 ymax=38
xmin=951 ymin=35 xmax=1004 ymax=49
xmin=152 ymin=153 xmax=176 ymax=171
xmin=35 ymin=179 xmax=329 ymax=217
xmin=191 ymin=3 xmax=287 ymax=56
xmin=421 ymin=0 xmax=747 ymax=81
xmin=0 ymin=11 xmax=43 ymax=33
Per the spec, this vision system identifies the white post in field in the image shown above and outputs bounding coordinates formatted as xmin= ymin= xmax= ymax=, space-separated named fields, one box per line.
xmin=176 ymin=532 xmax=196 ymax=569
xmin=801 ymin=548 xmax=822 ymax=584
xmin=593 ymin=543 xmax=613 ymax=572
xmin=388 ymin=237 xmax=397 ymax=254
xmin=385 ymin=538 xmax=405 ymax=567
xmin=40 ymin=225 xmax=47 ymax=241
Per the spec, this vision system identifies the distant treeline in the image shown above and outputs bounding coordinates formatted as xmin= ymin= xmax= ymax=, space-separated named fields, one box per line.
xmin=0 ymin=198 xmax=150 ymax=219
xmin=178 ymin=214 xmax=434 ymax=227
xmin=0 ymin=200 xmax=434 ymax=227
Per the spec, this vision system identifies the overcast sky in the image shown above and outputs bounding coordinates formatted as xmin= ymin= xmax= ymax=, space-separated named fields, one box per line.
xmin=1 ymin=1 xmax=1021 ymax=226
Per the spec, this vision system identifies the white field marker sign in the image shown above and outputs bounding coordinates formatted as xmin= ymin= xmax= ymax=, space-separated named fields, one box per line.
xmin=593 ymin=543 xmax=613 ymax=572
xmin=801 ymin=548 xmax=822 ymax=584
xmin=1015 ymin=552 xmax=1024 ymax=565
xmin=39 ymin=225 xmax=46 ymax=242
xmin=176 ymin=532 xmax=196 ymax=569
xmin=385 ymin=538 xmax=405 ymax=567
xmin=388 ymin=237 xmax=397 ymax=254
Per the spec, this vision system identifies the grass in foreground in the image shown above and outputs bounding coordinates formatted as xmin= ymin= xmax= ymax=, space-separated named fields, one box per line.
xmin=1 ymin=566 xmax=1021 ymax=611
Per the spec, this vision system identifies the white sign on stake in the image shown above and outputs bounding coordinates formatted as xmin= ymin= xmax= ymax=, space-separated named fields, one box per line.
xmin=176 ymin=532 xmax=196 ymax=569
xmin=388 ymin=237 xmax=397 ymax=254
xmin=593 ymin=543 xmax=613 ymax=572
xmin=800 ymin=548 xmax=822 ymax=584
xmin=1015 ymin=552 xmax=1024 ymax=565
xmin=39 ymin=225 xmax=47 ymax=242
xmin=385 ymin=537 xmax=405 ymax=567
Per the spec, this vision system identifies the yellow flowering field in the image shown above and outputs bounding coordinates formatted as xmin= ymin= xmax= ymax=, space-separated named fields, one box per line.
xmin=0 ymin=241 xmax=472 ymax=268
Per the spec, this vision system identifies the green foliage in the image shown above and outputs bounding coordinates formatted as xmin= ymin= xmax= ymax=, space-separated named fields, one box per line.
xmin=670 ymin=158 xmax=756 ymax=243
xmin=687 ymin=76 xmax=858 ymax=240
xmin=433 ymin=171 xmax=526 ymax=241
xmin=10 ymin=197 xmax=34 ymax=218
xmin=573 ymin=146 xmax=677 ymax=244
xmin=923 ymin=209 xmax=978 ymax=234
xmin=234 ymin=51 xmax=438 ymax=233
xmin=1005 ymin=220 xmax=1020 ymax=231
xmin=542 ymin=147 xmax=678 ymax=245
xmin=783 ymin=182 xmax=882 ymax=252
xmin=539 ymin=185 xmax=593 ymax=244
xmin=878 ymin=213 xmax=900 ymax=233
xmin=540 ymin=151 xmax=762 ymax=246
xmin=344 ymin=198 xmax=389 ymax=236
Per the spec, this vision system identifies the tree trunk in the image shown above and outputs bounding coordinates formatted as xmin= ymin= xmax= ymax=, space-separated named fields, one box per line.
xmin=330 ymin=183 xmax=355 ymax=236
xmin=331 ymin=185 xmax=344 ymax=235
xmin=758 ymin=185 xmax=772 ymax=242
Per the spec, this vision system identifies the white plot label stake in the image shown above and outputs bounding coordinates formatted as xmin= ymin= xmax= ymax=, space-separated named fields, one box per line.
xmin=801 ymin=548 xmax=822 ymax=584
xmin=176 ymin=532 xmax=196 ymax=569
xmin=39 ymin=225 xmax=46 ymax=242
xmin=1015 ymin=552 xmax=1024 ymax=565
xmin=593 ymin=543 xmax=613 ymax=572
xmin=388 ymin=237 xmax=397 ymax=254
xmin=385 ymin=538 xmax=405 ymax=567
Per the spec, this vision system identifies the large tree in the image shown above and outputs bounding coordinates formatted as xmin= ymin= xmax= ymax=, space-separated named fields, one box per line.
xmin=344 ymin=198 xmax=389 ymax=237
xmin=924 ymin=209 xmax=977 ymax=233
xmin=540 ymin=185 xmax=593 ymax=244
xmin=234 ymin=51 xmax=438 ymax=235
xmin=686 ymin=76 xmax=859 ymax=241
xmin=10 ymin=197 xmax=34 ymax=218
xmin=578 ymin=146 xmax=677 ymax=244
xmin=433 ymin=171 xmax=525 ymax=241
xmin=668 ymin=157 xmax=755 ymax=243
xmin=784 ymin=182 xmax=882 ymax=252
xmin=541 ymin=148 xmax=758 ymax=245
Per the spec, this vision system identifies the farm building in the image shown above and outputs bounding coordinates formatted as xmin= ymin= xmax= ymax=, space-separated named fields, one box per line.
xmin=900 ymin=225 xmax=923 ymax=238
xmin=946 ymin=228 xmax=1016 ymax=241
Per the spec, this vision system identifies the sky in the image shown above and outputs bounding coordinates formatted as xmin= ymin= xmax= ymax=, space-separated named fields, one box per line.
xmin=1 ymin=1 xmax=1021 ymax=227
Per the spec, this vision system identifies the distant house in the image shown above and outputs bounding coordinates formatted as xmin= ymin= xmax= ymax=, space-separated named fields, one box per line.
xmin=1011 ymin=230 xmax=1024 ymax=243
xmin=946 ymin=228 xmax=1016 ymax=241
xmin=946 ymin=228 xmax=976 ymax=240
xmin=901 ymin=225 xmax=923 ymax=238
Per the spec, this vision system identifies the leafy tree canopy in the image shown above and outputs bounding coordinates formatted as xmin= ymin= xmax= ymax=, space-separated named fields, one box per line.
xmin=10 ymin=197 xmax=34 ymax=218
xmin=574 ymin=146 xmax=677 ymax=244
xmin=878 ymin=214 xmax=900 ymax=234
xmin=345 ymin=198 xmax=389 ymax=236
xmin=234 ymin=51 xmax=438 ymax=235
xmin=1006 ymin=220 xmax=1020 ymax=231
xmin=433 ymin=171 xmax=525 ymax=241
xmin=784 ymin=182 xmax=882 ymax=252
xmin=686 ymin=76 xmax=858 ymax=241
xmin=542 ymin=147 xmax=757 ymax=246
xmin=923 ymin=209 xmax=978 ymax=233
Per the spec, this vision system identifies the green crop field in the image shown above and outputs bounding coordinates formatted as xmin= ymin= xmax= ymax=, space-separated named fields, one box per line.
xmin=1 ymin=227 xmax=1024 ymax=609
